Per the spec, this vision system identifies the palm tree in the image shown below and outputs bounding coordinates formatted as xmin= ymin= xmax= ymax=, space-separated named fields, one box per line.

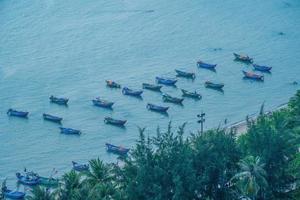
xmin=231 ymin=156 xmax=268 ymax=200
xmin=27 ymin=186 xmax=55 ymax=200
xmin=84 ymin=158 xmax=112 ymax=186
xmin=56 ymin=170 xmax=82 ymax=200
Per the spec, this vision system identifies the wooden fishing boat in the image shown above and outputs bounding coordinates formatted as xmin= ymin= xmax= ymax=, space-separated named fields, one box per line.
xmin=181 ymin=89 xmax=202 ymax=99
xmin=242 ymin=70 xmax=264 ymax=81
xmin=162 ymin=94 xmax=184 ymax=104
xmin=205 ymin=81 xmax=224 ymax=89
xmin=2 ymin=187 xmax=25 ymax=199
xmin=59 ymin=127 xmax=81 ymax=135
xmin=197 ymin=60 xmax=217 ymax=69
xmin=122 ymin=87 xmax=143 ymax=97
xmin=7 ymin=109 xmax=28 ymax=118
xmin=233 ymin=53 xmax=253 ymax=63
xmin=43 ymin=113 xmax=62 ymax=123
xmin=175 ymin=69 xmax=195 ymax=79
xmin=92 ymin=98 xmax=114 ymax=108
xmin=104 ymin=117 xmax=127 ymax=126
xmin=49 ymin=95 xmax=68 ymax=105
xmin=156 ymin=77 xmax=177 ymax=86
xmin=142 ymin=83 xmax=162 ymax=91
xmin=106 ymin=80 xmax=121 ymax=88
xmin=147 ymin=103 xmax=169 ymax=112
xmin=253 ymin=64 xmax=272 ymax=72
xmin=72 ymin=161 xmax=89 ymax=172
xmin=105 ymin=143 xmax=129 ymax=155
xmin=16 ymin=172 xmax=39 ymax=186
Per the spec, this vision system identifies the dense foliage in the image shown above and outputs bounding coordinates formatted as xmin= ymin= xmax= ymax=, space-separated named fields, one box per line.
xmin=2 ymin=91 xmax=300 ymax=200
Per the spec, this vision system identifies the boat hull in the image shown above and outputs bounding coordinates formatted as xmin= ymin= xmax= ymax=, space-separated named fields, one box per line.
xmin=59 ymin=127 xmax=81 ymax=135
xmin=147 ymin=103 xmax=169 ymax=112
xmin=122 ymin=87 xmax=143 ymax=96
xmin=253 ymin=64 xmax=272 ymax=72
xmin=156 ymin=77 xmax=177 ymax=86
xmin=242 ymin=71 xmax=264 ymax=81
xmin=105 ymin=143 xmax=129 ymax=155
xmin=142 ymin=83 xmax=162 ymax=91
xmin=162 ymin=94 xmax=184 ymax=104
xmin=43 ymin=113 xmax=62 ymax=123
xmin=104 ymin=117 xmax=127 ymax=126
xmin=92 ymin=99 xmax=114 ymax=108
xmin=7 ymin=109 xmax=28 ymax=118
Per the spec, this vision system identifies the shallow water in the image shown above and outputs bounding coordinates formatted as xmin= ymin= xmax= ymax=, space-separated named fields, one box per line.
xmin=0 ymin=0 xmax=300 ymax=187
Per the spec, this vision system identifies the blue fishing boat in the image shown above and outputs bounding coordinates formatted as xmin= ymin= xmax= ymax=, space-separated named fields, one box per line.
xmin=242 ymin=70 xmax=264 ymax=81
xmin=104 ymin=117 xmax=127 ymax=126
xmin=147 ymin=103 xmax=169 ymax=112
xmin=72 ymin=161 xmax=89 ymax=172
xmin=49 ymin=95 xmax=68 ymax=105
xmin=106 ymin=80 xmax=121 ymax=88
xmin=2 ymin=187 xmax=25 ymax=199
xmin=105 ymin=143 xmax=129 ymax=155
xmin=252 ymin=64 xmax=272 ymax=72
xmin=156 ymin=77 xmax=177 ymax=86
xmin=7 ymin=109 xmax=28 ymax=118
xmin=162 ymin=94 xmax=184 ymax=104
xmin=175 ymin=69 xmax=195 ymax=79
xmin=205 ymin=81 xmax=224 ymax=89
xmin=92 ymin=98 xmax=114 ymax=108
xmin=142 ymin=83 xmax=162 ymax=91
xmin=43 ymin=113 xmax=62 ymax=123
xmin=181 ymin=89 xmax=202 ymax=99
xmin=59 ymin=127 xmax=81 ymax=135
xmin=233 ymin=53 xmax=253 ymax=63
xmin=16 ymin=172 xmax=39 ymax=186
xmin=122 ymin=87 xmax=143 ymax=97
xmin=197 ymin=60 xmax=217 ymax=69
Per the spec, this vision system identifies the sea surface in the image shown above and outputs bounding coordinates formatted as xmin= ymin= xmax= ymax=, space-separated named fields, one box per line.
xmin=1 ymin=0 xmax=300 ymax=187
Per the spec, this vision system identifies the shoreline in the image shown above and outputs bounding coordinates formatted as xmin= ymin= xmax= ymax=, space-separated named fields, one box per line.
xmin=226 ymin=102 xmax=288 ymax=135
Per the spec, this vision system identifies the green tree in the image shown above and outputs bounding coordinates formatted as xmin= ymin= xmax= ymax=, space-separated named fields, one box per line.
xmin=27 ymin=186 xmax=55 ymax=200
xmin=192 ymin=129 xmax=241 ymax=199
xmin=231 ymin=156 xmax=267 ymax=199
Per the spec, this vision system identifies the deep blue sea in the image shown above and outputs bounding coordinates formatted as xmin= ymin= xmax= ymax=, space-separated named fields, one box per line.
xmin=1 ymin=0 xmax=300 ymax=187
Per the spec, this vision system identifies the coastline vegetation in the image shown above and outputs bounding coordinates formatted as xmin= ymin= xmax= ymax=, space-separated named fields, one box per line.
xmin=2 ymin=91 xmax=300 ymax=200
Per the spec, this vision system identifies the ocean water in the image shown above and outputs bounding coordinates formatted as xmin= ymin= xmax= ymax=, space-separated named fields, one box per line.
xmin=1 ymin=0 xmax=300 ymax=187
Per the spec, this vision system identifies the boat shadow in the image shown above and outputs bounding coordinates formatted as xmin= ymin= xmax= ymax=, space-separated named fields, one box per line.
xmin=206 ymin=88 xmax=224 ymax=94
xmin=242 ymin=77 xmax=264 ymax=82
xmin=104 ymin=123 xmax=127 ymax=129
xmin=148 ymin=109 xmax=169 ymax=117
xmin=234 ymin=59 xmax=252 ymax=65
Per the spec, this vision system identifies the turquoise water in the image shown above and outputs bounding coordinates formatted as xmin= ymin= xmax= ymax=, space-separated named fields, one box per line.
xmin=1 ymin=0 xmax=300 ymax=186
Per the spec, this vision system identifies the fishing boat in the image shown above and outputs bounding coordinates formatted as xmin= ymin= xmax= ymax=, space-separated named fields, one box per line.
xmin=2 ymin=187 xmax=25 ymax=199
xmin=162 ymin=94 xmax=184 ymax=104
xmin=72 ymin=161 xmax=89 ymax=172
xmin=197 ymin=60 xmax=217 ymax=69
xmin=175 ymin=69 xmax=195 ymax=79
xmin=106 ymin=80 xmax=121 ymax=88
xmin=92 ymin=98 xmax=114 ymax=108
xmin=181 ymin=89 xmax=202 ymax=99
xmin=38 ymin=176 xmax=59 ymax=187
xmin=59 ymin=127 xmax=81 ymax=135
xmin=147 ymin=103 xmax=169 ymax=112
xmin=242 ymin=70 xmax=264 ymax=81
xmin=252 ymin=64 xmax=272 ymax=72
xmin=204 ymin=81 xmax=225 ymax=89
xmin=233 ymin=53 xmax=253 ymax=63
xmin=156 ymin=77 xmax=177 ymax=86
xmin=16 ymin=172 xmax=39 ymax=186
xmin=49 ymin=95 xmax=68 ymax=105
xmin=43 ymin=113 xmax=63 ymax=123
xmin=122 ymin=87 xmax=143 ymax=97
xmin=104 ymin=117 xmax=127 ymax=126
xmin=142 ymin=83 xmax=162 ymax=91
xmin=7 ymin=109 xmax=28 ymax=118
xmin=105 ymin=143 xmax=130 ymax=155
